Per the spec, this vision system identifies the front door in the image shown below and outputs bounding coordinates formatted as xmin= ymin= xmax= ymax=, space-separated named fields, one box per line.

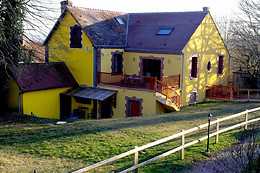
xmin=101 ymin=99 xmax=112 ymax=118
xmin=143 ymin=59 xmax=161 ymax=80
xmin=129 ymin=100 xmax=140 ymax=117
xmin=60 ymin=93 xmax=71 ymax=120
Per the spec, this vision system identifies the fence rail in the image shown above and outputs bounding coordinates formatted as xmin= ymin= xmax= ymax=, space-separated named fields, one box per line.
xmin=72 ymin=107 xmax=260 ymax=173
xmin=238 ymin=89 xmax=260 ymax=101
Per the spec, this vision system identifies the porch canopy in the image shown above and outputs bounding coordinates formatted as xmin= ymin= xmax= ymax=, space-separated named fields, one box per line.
xmin=65 ymin=85 xmax=117 ymax=101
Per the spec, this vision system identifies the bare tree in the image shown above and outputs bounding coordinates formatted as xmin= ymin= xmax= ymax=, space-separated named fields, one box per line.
xmin=0 ymin=0 xmax=60 ymax=110
xmin=229 ymin=0 xmax=260 ymax=88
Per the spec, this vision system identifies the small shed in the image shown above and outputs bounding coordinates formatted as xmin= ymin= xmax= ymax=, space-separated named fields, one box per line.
xmin=7 ymin=62 xmax=78 ymax=119
xmin=233 ymin=71 xmax=260 ymax=89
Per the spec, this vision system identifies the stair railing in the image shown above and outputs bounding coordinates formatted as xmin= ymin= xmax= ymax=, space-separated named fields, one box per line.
xmin=156 ymin=80 xmax=181 ymax=109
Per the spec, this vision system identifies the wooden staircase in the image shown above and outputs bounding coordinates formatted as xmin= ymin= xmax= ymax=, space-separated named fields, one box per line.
xmin=156 ymin=81 xmax=181 ymax=111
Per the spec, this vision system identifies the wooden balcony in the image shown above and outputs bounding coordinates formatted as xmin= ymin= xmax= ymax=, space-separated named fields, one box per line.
xmin=206 ymin=85 xmax=238 ymax=101
xmin=98 ymin=72 xmax=181 ymax=109
xmin=98 ymin=72 xmax=157 ymax=90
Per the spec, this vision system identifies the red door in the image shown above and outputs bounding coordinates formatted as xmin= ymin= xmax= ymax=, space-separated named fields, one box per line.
xmin=129 ymin=100 xmax=140 ymax=117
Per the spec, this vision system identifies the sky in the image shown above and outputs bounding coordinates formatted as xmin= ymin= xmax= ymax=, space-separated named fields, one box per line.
xmin=67 ymin=0 xmax=240 ymax=17
xmin=30 ymin=0 xmax=241 ymax=41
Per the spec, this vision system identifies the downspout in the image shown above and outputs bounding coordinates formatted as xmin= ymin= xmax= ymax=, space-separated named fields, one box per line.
xmin=125 ymin=14 xmax=130 ymax=47
xmin=93 ymin=46 xmax=98 ymax=88
xmin=93 ymin=46 xmax=98 ymax=118
xmin=18 ymin=92 xmax=21 ymax=113
xmin=228 ymin=56 xmax=231 ymax=86
xmin=181 ymin=52 xmax=185 ymax=107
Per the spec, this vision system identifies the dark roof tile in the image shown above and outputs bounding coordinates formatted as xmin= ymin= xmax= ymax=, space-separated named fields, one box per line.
xmin=126 ymin=12 xmax=208 ymax=52
xmin=67 ymin=7 xmax=127 ymax=46
xmin=10 ymin=62 xmax=78 ymax=93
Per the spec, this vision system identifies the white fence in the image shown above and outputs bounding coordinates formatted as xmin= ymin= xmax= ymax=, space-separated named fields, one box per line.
xmin=72 ymin=107 xmax=260 ymax=173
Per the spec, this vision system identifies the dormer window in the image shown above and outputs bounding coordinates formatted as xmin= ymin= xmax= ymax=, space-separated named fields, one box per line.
xmin=157 ymin=28 xmax=174 ymax=35
xmin=70 ymin=24 xmax=82 ymax=49
xmin=115 ymin=17 xmax=124 ymax=25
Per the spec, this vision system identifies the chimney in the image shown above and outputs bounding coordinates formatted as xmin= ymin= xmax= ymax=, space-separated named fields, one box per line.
xmin=203 ymin=7 xmax=210 ymax=12
xmin=60 ymin=0 xmax=72 ymax=13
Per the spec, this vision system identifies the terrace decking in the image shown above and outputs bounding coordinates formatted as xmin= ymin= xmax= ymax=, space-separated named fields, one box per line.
xmin=205 ymin=85 xmax=238 ymax=101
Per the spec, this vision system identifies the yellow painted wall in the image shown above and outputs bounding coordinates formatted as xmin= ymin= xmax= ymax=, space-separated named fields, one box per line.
xmin=101 ymin=50 xmax=182 ymax=77
xmin=6 ymin=79 xmax=21 ymax=110
xmin=124 ymin=52 xmax=182 ymax=77
xmin=48 ymin=12 xmax=94 ymax=86
xmin=98 ymin=85 xmax=163 ymax=118
xmin=182 ymin=13 xmax=230 ymax=106
xmin=100 ymin=49 xmax=125 ymax=73
xmin=22 ymin=87 xmax=71 ymax=119
xmin=71 ymin=97 xmax=93 ymax=118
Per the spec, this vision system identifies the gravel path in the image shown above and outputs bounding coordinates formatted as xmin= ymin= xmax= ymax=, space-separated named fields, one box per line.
xmin=184 ymin=135 xmax=259 ymax=173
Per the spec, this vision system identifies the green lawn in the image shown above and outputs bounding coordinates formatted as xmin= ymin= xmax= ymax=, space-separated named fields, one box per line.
xmin=0 ymin=101 xmax=260 ymax=173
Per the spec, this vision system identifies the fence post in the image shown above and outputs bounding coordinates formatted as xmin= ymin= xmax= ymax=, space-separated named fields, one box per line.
xmin=215 ymin=119 xmax=219 ymax=143
xmin=245 ymin=110 xmax=248 ymax=130
xmin=181 ymin=130 xmax=185 ymax=160
xmin=133 ymin=146 xmax=139 ymax=173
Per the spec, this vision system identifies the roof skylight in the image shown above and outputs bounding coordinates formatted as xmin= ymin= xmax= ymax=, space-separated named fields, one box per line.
xmin=115 ymin=17 xmax=124 ymax=25
xmin=157 ymin=28 xmax=174 ymax=35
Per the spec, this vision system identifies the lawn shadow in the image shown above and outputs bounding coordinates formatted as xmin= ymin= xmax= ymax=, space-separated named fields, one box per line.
xmin=0 ymin=101 xmax=259 ymax=148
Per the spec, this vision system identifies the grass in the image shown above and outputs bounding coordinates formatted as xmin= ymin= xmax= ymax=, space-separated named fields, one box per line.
xmin=0 ymin=101 xmax=260 ymax=172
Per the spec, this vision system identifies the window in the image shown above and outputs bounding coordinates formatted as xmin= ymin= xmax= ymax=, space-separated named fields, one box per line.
xmin=207 ymin=61 xmax=211 ymax=71
xmin=112 ymin=54 xmax=123 ymax=74
xmin=115 ymin=17 xmax=124 ymax=25
xmin=143 ymin=59 xmax=161 ymax=80
xmin=70 ymin=24 xmax=82 ymax=48
xmin=218 ymin=56 xmax=224 ymax=75
xmin=189 ymin=92 xmax=197 ymax=105
xmin=157 ymin=28 xmax=174 ymax=35
xmin=191 ymin=57 xmax=198 ymax=78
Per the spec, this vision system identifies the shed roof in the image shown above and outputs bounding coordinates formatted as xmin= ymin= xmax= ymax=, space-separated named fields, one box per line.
xmin=10 ymin=62 xmax=78 ymax=93
xmin=66 ymin=85 xmax=117 ymax=101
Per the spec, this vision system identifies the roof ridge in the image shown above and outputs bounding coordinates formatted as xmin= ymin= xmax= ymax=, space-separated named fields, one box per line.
xmin=129 ymin=11 xmax=208 ymax=14
xmin=68 ymin=5 xmax=125 ymax=14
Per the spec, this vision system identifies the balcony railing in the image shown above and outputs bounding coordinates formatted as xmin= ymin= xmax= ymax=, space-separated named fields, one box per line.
xmin=98 ymin=72 xmax=157 ymax=90
xmin=206 ymin=85 xmax=238 ymax=101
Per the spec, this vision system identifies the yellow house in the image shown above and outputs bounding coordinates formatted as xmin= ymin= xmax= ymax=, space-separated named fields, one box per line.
xmin=40 ymin=1 xmax=233 ymax=119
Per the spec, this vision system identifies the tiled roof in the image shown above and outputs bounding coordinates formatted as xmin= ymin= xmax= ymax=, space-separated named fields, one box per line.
xmin=44 ymin=6 xmax=208 ymax=52
xmin=10 ymin=62 xmax=78 ymax=93
xmin=67 ymin=7 xmax=127 ymax=46
xmin=25 ymin=41 xmax=45 ymax=62
xmin=126 ymin=12 xmax=208 ymax=52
